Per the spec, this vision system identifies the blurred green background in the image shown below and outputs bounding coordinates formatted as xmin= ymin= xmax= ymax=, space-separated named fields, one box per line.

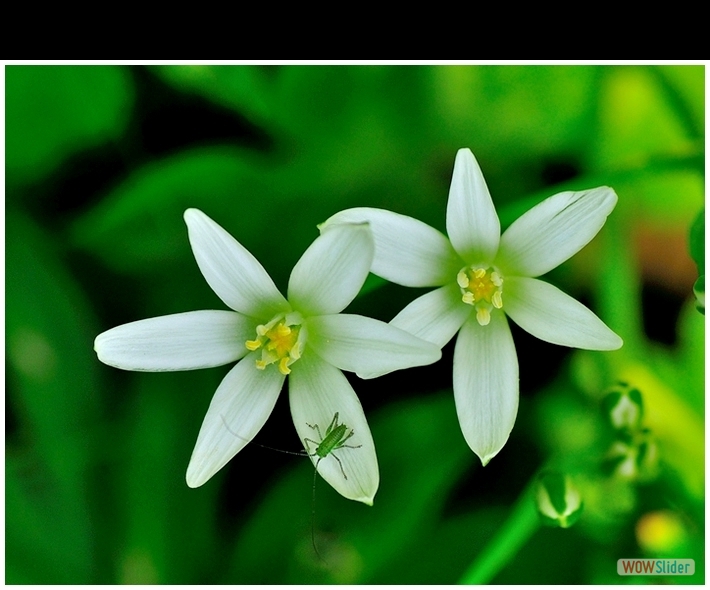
xmin=5 ymin=64 xmax=704 ymax=584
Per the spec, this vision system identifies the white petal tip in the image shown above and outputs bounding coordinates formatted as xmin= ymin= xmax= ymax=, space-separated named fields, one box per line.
xmin=607 ymin=336 xmax=624 ymax=350
xmin=588 ymin=333 xmax=624 ymax=351
xmin=320 ymin=219 xmax=371 ymax=234
xmin=479 ymin=453 xmax=496 ymax=467
xmin=186 ymin=464 xmax=210 ymax=488
xmin=355 ymin=370 xmax=385 ymax=380
xmin=185 ymin=467 xmax=210 ymax=489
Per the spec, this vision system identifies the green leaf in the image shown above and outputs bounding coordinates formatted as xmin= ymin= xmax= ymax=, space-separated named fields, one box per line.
xmin=592 ymin=66 xmax=702 ymax=172
xmin=152 ymin=65 xmax=276 ymax=131
xmin=70 ymin=146 xmax=285 ymax=275
xmin=5 ymin=208 xmax=103 ymax=582
xmin=116 ymin=372 xmax=222 ymax=584
xmin=6 ymin=65 xmax=133 ymax=190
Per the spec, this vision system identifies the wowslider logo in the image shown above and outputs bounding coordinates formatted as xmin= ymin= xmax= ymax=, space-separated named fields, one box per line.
xmin=617 ymin=559 xmax=695 ymax=576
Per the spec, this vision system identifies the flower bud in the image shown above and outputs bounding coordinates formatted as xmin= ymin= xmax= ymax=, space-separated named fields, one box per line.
xmin=601 ymin=382 xmax=643 ymax=433
xmin=535 ymin=472 xmax=583 ymax=528
xmin=693 ymin=275 xmax=704 ymax=315
xmin=603 ymin=433 xmax=659 ymax=482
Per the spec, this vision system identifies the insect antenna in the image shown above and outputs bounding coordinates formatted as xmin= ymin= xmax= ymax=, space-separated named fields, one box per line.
xmin=219 ymin=415 xmax=325 ymax=560
xmin=311 ymin=458 xmax=323 ymax=562
xmin=219 ymin=414 xmax=308 ymax=457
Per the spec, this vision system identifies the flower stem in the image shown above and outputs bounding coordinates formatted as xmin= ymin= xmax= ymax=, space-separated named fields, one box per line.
xmin=458 ymin=483 xmax=539 ymax=584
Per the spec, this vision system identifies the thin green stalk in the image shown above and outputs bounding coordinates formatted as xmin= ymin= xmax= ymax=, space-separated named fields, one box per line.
xmin=459 ymin=484 xmax=540 ymax=585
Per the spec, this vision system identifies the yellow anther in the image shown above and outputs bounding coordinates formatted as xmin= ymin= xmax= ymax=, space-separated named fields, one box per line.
xmin=245 ymin=339 xmax=262 ymax=351
xmin=457 ymin=270 xmax=470 ymax=289
xmin=278 ymin=357 xmax=291 ymax=375
xmin=457 ymin=265 xmax=504 ymax=326
xmin=245 ymin=312 xmax=305 ymax=374
xmin=476 ymin=307 xmax=491 ymax=326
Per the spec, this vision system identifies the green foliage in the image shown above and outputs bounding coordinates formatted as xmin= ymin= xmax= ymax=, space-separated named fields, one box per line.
xmin=5 ymin=64 xmax=704 ymax=584
xmin=6 ymin=66 xmax=133 ymax=192
xmin=689 ymin=209 xmax=705 ymax=314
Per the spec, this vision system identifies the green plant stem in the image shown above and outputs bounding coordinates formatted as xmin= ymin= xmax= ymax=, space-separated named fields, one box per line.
xmin=459 ymin=484 xmax=540 ymax=584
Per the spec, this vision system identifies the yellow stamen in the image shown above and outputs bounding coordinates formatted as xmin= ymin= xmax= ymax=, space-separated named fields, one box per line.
xmin=476 ymin=307 xmax=491 ymax=326
xmin=278 ymin=357 xmax=291 ymax=375
xmin=457 ymin=270 xmax=470 ymax=289
xmin=245 ymin=313 xmax=305 ymax=374
xmin=457 ymin=265 xmax=504 ymax=326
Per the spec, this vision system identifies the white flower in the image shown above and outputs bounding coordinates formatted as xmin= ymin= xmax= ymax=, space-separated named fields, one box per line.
xmin=321 ymin=148 xmax=623 ymax=466
xmin=94 ymin=209 xmax=441 ymax=504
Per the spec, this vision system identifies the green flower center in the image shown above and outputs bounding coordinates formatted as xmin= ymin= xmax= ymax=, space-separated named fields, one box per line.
xmin=246 ymin=312 xmax=305 ymax=375
xmin=457 ymin=266 xmax=504 ymax=326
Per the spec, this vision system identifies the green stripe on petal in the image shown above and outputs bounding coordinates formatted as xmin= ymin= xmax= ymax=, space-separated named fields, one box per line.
xmin=289 ymin=351 xmax=379 ymax=505
xmin=186 ymin=353 xmax=285 ymax=488
xmin=184 ymin=208 xmax=289 ymax=320
xmin=453 ymin=312 xmax=518 ymax=466
xmin=95 ymin=310 xmax=255 ymax=371
xmin=446 ymin=148 xmax=500 ymax=265
xmin=320 ymin=207 xmax=462 ymax=287
xmin=305 ymin=313 xmax=441 ymax=379
xmin=496 ymin=187 xmax=618 ymax=278
xmin=505 ymin=277 xmax=623 ymax=350
xmin=390 ymin=282 xmax=472 ymax=348
xmin=288 ymin=222 xmax=374 ymax=316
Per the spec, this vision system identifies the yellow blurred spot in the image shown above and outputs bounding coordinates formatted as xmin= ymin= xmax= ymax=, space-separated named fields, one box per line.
xmin=636 ymin=510 xmax=686 ymax=554
xmin=9 ymin=327 xmax=57 ymax=381
xmin=120 ymin=547 xmax=160 ymax=584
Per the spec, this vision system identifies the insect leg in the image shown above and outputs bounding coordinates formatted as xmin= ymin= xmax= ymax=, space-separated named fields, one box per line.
xmin=330 ymin=451 xmax=348 ymax=480
xmin=303 ymin=437 xmax=320 ymax=456
xmin=339 ymin=428 xmax=356 ymax=445
xmin=306 ymin=421 xmax=323 ymax=440
xmin=325 ymin=412 xmax=340 ymax=436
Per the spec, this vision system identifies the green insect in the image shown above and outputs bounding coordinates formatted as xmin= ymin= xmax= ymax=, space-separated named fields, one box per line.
xmin=220 ymin=412 xmax=361 ymax=478
xmin=220 ymin=412 xmax=361 ymax=561
xmin=303 ymin=412 xmax=362 ymax=480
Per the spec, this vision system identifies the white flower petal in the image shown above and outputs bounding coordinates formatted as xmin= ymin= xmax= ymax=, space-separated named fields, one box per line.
xmin=305 ymin=314 xmax=442 ymax=380
xmin=184 ymin=208 xmax=289 ymax=319
xmin=320 ymin=207 xmax=462 ymax=287
xmin=504 ymin=276 xmax=623 ymax=350
xmin=289 ymin=351 xmax=379 ymax=504
xmin=496 ymin=187 xmax=618 ymax=278
xmin=390 ymin=282 xmax=472 ymax=348
xmin=453 ymin=312 xmax=518 ymax=466
xmin=186 ymin=353 xmax=285 ymax=488
xmin=446 ymin=148 xmax=500 ymax=264
xmin=95 ymin=310 xmax=254 ymax=371
xmin=288 ymin=222 xmax=374 ymax=316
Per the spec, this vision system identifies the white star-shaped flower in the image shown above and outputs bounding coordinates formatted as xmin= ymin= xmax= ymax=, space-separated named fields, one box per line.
xmin=94 ymin=209 xmax=441 ymax=504
xmin=321 ymin=148 xmax=623 ymax=466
